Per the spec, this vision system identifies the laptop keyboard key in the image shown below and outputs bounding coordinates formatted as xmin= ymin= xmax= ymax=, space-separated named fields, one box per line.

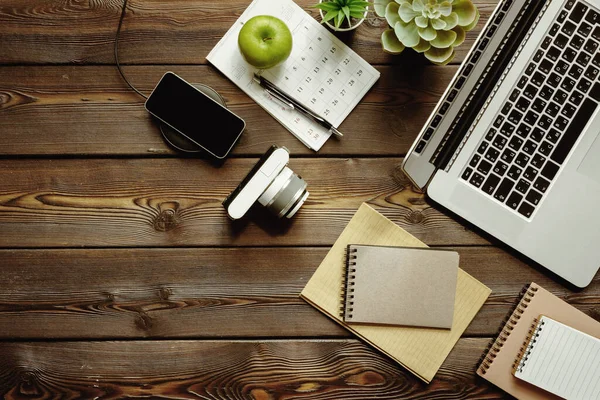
xmin=526 ymin=189 xmax=542 ymax=206
xmin=530 ymin=128 xmax=544 ymax=142
xmin=469 ymin=154 xmax=481 ymax=167
xmin=477 ymin=159 xmax=492 ymax=175
xmin=553 ymin=116 xmax=569 ymax=130
xmin=577 ymin=78 xmax=592 ymax=94
xmin=584 ymin=39 xmax=598 ymax=54
xmin=510 ymin=88 xmax=520 ymax=102
xmin=537 ymin=115 xmax=553 ymax=130
xmin=591 ymin=83 xmax=600 ymax=102
xmin=485 ymin=128 xmax=497 ymax=141
xmin=501 ymin=122 xmax=515 ymax=138
xmin=585 ymin=9 xmax=599 ymax=24
xmin=516 ymin=123 xmax=531 ymax=138
xmin=549 ymin=23 xmax=560 ymax=36
xmin=531 ymin=72 xmax=545 ymax=86
xmin=477 ymin=141 xmax=489 ymax=154
xmin=578 ymin=22 xmax=592 ymax=37
xmin=540 ymin=85 xmax=554 ymax=101
xmin=494 ymin=161 xmax=508 ymax=176
xmin=521 ymin=140 xmax=537 ymax=156
xmin=509 ymin=136 xmax=523 ymax=151
xmin=516 ymin=178 xmax=531 ymax=194
xmin=585 ymin=66 xmax=599 ymax=81
xmin=507 ymin=165 xmax=522 ymax=180
xmin=552 ymin=90 xmax=568 ymax=105
xmin=470 ymin=172 xmax=485 ymax=188
xmin=539 ymin=59 xmax=553 ymax=74
xmin=533 ymin=177 xmax=550 ymax=193
xmin=562 ymin=47 xmax=578 ymax=63
xmin=577 ymin=52 xmax=591 ymax=67
xmin=462 ymin=167 xmax=473 ymax=180
xmin=562 ymin=21 xmax=577 ymax=35
xmin=524 ymin=111 xmax=539 ymax=125
xmin=546 ymin=129 xmax=561 ymax=144
xmin=538 ymin=141 xmax=555 ymax=156
xmin=494 ymin=178 xmax=515 ymax=202
xmin=485 ymin=147 xmax=500 ymax=163
xmin=561 ymin=103 xmax=576 ymax=118
xmin=502 ymin=149 xmax=516 ymax=163
xmin=547 ymin=46 xmax=561 ymax=61
xmin=508 ymin=110 xmax=523 ymax=124
xmin=593 ymin=53 xmax=600 ymax=68
xmin=558 ymin=10 xmax=568 ymax=23
xmin=518 ymin=202 xmax=535 ymax=218
xmin=515 ymin=152 xmax=530 ymax=168
xmin=506 ymin=192 xmax=523 ymax=210
xmin=569 ymin=2 xmax=588 ymax=22
xmin=569 ymin=65 xmax=583 ymax=79
xmin=531 ymin=153 xmax=546 ymax=168
xmin=555 ymin=33 xmax=569 ymax=49
xmin=548 ymin=73 xmax=562 ymax=87
xmin=569 ymin=91 xmax=584 ymax=106
xmin=482 ymin=174 xmax=501 ymax=195
xmin=592 ymin=26 xmax=600 ymax=41
xmin=569 ymin=35 xmax=585 ymax=50
xmin=560 ymin=77 xmax=576 ymax=92
xmin=541 ymin=161 xmax=560 ymax=180
xmin=545 ymin=102 xmax=560 ymax=117
xmin=523 ymin=166 xmax=538 ymax=181
xmin=516 ymin=97 xmax=530 ymax=112
xmin=531 ymin=98 xmax=547 ymax=113
xmin=492 ymin=135 xmax=507 ymax=150
xmin=523 ymin=84 xmax=538 ymax=100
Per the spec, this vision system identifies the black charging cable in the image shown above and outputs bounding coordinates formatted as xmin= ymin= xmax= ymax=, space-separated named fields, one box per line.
xmin=115 ymin=0 xmax=148 ymax=99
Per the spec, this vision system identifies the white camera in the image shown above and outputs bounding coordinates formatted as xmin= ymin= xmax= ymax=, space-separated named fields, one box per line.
xmin=223 ymin=145 xmax=309 ymax=220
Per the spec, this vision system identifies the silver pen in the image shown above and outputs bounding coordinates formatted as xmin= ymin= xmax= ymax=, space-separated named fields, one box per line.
xmin=253 ymin=73 xmax=343 ymax=137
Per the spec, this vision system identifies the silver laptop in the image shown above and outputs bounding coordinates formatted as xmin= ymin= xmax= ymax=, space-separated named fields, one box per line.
xmin=402 ymin=0 xmax=600 ymax=287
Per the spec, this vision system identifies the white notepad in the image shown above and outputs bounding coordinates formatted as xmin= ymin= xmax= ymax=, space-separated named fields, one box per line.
xmin=207 ymin=0 xmax=380 ymax=151
xmin=514 ymin=316 xmax=600 ymax=400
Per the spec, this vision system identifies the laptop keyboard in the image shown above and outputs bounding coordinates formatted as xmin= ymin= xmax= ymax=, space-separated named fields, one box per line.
xmin=462 ymin=0 xmax=600 ymax=219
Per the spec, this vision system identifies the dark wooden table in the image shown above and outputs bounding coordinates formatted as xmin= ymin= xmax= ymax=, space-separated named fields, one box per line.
xmin=1 ymin=0 xmax=598 ymax=398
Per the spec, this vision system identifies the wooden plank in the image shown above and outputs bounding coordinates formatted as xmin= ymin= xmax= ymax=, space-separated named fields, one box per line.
xmin=0 ymin=338 xmax=504 ymax=398
xmin=0 ymin=65 xmax=451 ymax=156
xmin=0 ymin=158 xmax=489 ymax=247
xmin=0 ymin=248 xmax=597 ymax=339
xmin=0 ymin=0 xmax=500 ymax=66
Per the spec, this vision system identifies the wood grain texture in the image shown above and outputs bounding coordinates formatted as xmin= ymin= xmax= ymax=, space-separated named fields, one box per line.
xmin=0 ymin=248 xmax=598 ymax=339
xmin=0 ymin=158 xmax=492 ymax=247
xmin=0 ymin=65 xmax=452 ymax=156
xmin=0 ymin=339 xmax=504 ymax=399
xmin=0 ymin=0 xmax=499 ymax=66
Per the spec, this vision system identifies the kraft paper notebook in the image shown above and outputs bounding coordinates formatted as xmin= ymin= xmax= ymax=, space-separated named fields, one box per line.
xmin=342 ymin=245 xmax=459 ymax=329
xmin=477 ymin=282 xmax=600 ymax=399
xmin=513 ymin=316 xmax=600 ymax=400
xmin=300 ymin=203 xmax=491 ymax=383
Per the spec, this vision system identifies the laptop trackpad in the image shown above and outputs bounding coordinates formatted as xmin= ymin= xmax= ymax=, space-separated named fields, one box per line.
xmin=578 ymin=130 xmax=600 ymax=184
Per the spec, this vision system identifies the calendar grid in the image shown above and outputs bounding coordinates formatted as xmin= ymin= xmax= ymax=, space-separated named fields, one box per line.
xmin=207 ymin=0 xmax=380 ymax=151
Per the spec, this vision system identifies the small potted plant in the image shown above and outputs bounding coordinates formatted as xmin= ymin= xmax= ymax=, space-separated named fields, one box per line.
xmin=315 ymin=0 xmax=370 ymax=32
xmin=376 ymin=0 xmax=479 ymax=65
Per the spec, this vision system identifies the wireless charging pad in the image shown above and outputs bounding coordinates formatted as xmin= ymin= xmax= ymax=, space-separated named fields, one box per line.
xmin=159 ymin=84 xmax=227 ymax=153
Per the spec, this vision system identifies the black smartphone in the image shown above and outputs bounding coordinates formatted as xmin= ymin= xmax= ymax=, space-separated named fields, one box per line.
xmin=145 ymin=72 xmax=246 ymax=159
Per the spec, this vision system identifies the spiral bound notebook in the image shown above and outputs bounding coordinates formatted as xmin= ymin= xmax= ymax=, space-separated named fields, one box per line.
xmin=512 ymin=316 xmax=600 ymax=400
xmin=477 ymin=282 xmax=600 ymax=399
xmin=300 ymin=203 xmax=491 ymax=383
xmin=341 ymin=244 xmax=458 ymax=328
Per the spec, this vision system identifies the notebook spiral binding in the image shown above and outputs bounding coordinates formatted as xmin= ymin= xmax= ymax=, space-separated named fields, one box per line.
xmin=340 ymin=246 xmax=358 ymax=320
xmin=512 ymin=318 xmax=545 ymax=374
xmin=478 ymin=283 xmax=539 ymax=375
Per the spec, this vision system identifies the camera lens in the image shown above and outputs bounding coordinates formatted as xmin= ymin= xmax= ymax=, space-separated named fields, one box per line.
xmin=258 ymin=167 xmax=309 ymax=218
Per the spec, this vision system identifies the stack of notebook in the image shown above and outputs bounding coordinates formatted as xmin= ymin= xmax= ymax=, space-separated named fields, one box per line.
xmin=300 ymin=203 xmax=491 ymax=383
xmin=477 ymin=282 xmax=600 ymax=399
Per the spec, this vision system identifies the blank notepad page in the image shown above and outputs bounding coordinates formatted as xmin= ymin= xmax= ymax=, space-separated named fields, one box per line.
xmin=514 ymin=316 xmax=600 ymax=400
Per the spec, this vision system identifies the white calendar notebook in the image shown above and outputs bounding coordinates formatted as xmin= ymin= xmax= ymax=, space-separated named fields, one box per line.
xmin=513 ymin=316 xmax=600 ymax=400
xmin=207 ymin=0 xmax=380 ymax=151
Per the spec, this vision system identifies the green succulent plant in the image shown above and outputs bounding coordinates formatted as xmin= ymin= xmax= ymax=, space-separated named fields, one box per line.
xmin=315 ymin=0 xmax=370 ymax=30
xmin=375 ymin=0 xmax=479 ymax=64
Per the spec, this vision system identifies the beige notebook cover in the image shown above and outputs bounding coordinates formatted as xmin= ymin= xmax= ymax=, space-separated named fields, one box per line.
xmin=343 ymin=245 xmax=459 ymax=329
xmin=300 ymin=203 xmax=491 ymax=383
xmin=477 ymin=282 xmax=600 ymax=399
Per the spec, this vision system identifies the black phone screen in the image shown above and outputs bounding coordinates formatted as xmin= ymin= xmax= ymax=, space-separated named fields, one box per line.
xmin=145 ymin=72 xmax=245 ymax=159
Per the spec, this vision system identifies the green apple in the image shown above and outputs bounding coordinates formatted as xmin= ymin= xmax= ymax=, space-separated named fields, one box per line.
xmin=238 ymin=15 xmax=293 ymax=69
